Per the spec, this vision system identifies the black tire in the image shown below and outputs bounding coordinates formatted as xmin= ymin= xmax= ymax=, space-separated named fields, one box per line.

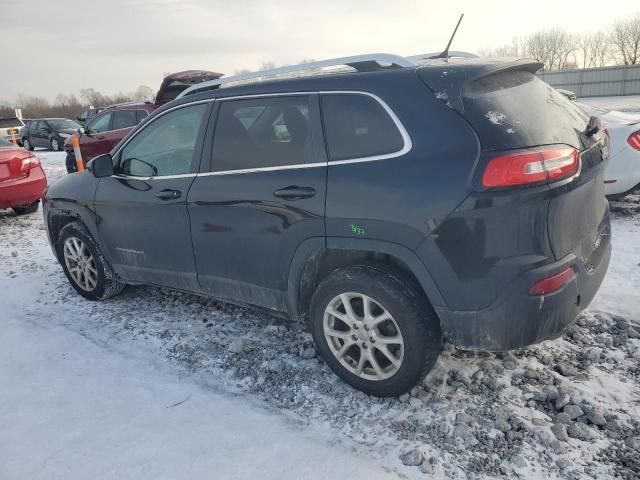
xmin=12 ymin=200 xmax=39 ymax=215
xmin=309 ymin=265 xmax=441 ymax=397
xmin=65 ymin=151 xmax=78 ymax=173
xmin=50 ymin=137 xmax=62 ymax=152
xmin=56 ymin=221 xmax=125 ymax=301
xmin=22 ymin=137 xmax=33 ymax=151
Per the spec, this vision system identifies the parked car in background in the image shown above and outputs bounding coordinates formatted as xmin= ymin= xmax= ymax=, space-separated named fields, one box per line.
xmin=65 ymin=70 xmax=222 ymax=173
xmin=65 ymin=102 xmax=155 ymax=173
xmin=0 ymin=117 xmax=25 ymax=145
xmin=21 ymin=118 xmax=82 ymax=152
xmin=557 ymin=88 xmax=577 ymax=101
xmin=577 ymin=102 xmax=640 ymax=198
xmin=76 ymin=107 xmax=104 ymax=125
xmin=44 ymin=54 xmax=611 ymax=396
xmin=0 ymin=137 xmax=46 ymax=215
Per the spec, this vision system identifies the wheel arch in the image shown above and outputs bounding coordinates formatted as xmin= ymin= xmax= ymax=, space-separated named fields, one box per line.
xmin=287 ymin=237 xmax=446 ymax=322
xmin=46 ymin=208 xmax=100 ymax=260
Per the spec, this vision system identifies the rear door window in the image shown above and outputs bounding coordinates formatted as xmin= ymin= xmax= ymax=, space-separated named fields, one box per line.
xmin=112 ymin=110 xmax=138 ymax=130
xmin=320 ymin=93 xmax=405 ymax=161
xmin=210 ymin=96 xmax=312 ymax=172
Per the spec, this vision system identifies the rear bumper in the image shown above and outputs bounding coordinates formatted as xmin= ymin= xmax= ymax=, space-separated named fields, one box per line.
xmin=0 ymin=167 xmax=47 ymax=209
xmin=436 ymin=211 xmax=611 ymax=351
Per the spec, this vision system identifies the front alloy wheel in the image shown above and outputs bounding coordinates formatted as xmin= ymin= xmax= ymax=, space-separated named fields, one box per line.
xmin=323 ymin=292 xmax=404 ymax=381
xmin=63 ymin=236 xmax=98 ymax=292
xmin=51 ymin=138 xmax=60 ymax=151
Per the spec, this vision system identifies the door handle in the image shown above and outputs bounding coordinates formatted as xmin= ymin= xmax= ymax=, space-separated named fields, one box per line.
xmin=273 ymin=186 xmax=316 ymax=200
xmin=155 ymin=189 xmax=182 ymax=200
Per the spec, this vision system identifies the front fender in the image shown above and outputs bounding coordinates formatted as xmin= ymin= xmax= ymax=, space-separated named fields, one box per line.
xmin=43 ymin=170 xmax=101 ymax=259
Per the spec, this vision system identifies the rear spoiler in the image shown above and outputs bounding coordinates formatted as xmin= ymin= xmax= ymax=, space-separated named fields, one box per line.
xmin=417 ymin=58 xmax=543 ymax=114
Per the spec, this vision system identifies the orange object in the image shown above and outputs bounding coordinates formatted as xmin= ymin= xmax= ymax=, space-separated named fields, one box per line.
xmin=71 ymin=136 xmax=84 ymax=172
xmin=10 ymin=129 xmax=17 ymax=145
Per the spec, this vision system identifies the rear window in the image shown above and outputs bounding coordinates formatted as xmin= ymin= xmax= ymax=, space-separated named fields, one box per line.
xmin=461 ymin=70 xmax=589 ymax=151
xmin=136 ymin=110 xmax=148 ymax=123
xmin=321 ymin=94 xmax=404 ymax=161
xmin=112 ymin=110 xmax=138 ymax=130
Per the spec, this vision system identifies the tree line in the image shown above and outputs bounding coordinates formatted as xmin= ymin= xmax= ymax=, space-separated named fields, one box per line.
xmin=2 ymin=14 xmax=639 ymax=120
xmin=478 ymin=13 xmax=640 ymax=70
xmin=0 ymin=85 xmax=155 ymax=121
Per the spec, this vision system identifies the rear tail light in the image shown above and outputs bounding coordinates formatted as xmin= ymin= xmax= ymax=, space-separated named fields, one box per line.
xmin=18 ymin=154 xmax=39 ymax=178
xmin=482 ymin=147 xmax=580 ymax=188
xmin=628 ymin=131 xmax=640 ymax=151
xmin=529 ymin=267 xmax=575 ymax=296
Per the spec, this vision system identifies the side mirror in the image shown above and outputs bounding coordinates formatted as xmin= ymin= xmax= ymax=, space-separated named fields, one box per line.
xmin=77 ymin=127 xmax=85 ymax=135
xmin=87 ymin=153 xmax=114 ymax=178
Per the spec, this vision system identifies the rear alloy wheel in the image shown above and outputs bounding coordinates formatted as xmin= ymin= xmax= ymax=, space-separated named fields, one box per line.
xmin=50 ymin=138 xmax=61 ymax=151
xmin=310 ymin=265 xmax=441 ymax=397
xmin=57 ymin=221 xmax=125 ymax=300
xmin=323 ymin=293 xmax=404 ymax=381
xmin=12 ymin=200 xmax=39 ymax=215
xmin=22 ymin=138 xmax=33 ymax=151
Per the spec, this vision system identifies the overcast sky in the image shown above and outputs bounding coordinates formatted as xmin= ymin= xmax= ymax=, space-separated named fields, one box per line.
xmin=1 ymin=0 xmax=637 ymax=101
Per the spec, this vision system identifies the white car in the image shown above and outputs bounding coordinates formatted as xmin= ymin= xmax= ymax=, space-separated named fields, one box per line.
xmin=0 ymin=116 xmax=25 ymax=144
xmin=577 ymin=103 xmax=640 ymax=198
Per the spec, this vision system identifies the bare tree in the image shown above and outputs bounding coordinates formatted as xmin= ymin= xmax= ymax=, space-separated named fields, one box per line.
xmin=131 ymin=85 xmax=154 ymax=102
xmin=520 ymin=28 xmax=577 ymax=71
xmin=583 ymin=31 xmax=610 ymax=67
xmin=610 ymin=14 xmax=640 ymax=64
xmin=260 ymin=60 xmax=276 ymax=71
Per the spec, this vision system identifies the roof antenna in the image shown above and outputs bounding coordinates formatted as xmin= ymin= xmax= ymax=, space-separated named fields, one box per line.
xmin=431 ymin=13 xmax=464 ymax=60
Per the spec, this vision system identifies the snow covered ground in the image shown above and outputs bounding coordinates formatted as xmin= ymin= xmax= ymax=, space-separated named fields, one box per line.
xmin=581 ymin=95 xmax=640 ymax=113
xmin=1 ymin=150 xmax=639 ymax=479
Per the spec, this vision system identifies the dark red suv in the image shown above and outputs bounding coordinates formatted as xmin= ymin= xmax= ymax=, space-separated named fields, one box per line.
xmin=65 ymin=70 xmax=221 ymax=172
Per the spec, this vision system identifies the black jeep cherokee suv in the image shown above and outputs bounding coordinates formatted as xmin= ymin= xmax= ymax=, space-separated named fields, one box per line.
xmin=43 ymin=55 xmax=611 ymax=396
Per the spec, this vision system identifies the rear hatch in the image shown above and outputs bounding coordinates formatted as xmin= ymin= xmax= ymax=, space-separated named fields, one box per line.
xmin=155 ymin=70 xmax=223 ymax=105
xmin=419 ymin=60 xmax=609 ymax=263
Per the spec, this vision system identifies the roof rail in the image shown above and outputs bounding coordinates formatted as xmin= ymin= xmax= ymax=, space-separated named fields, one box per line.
xmin=177 ymin=53 xmax=416 ymax=98
xmin=104 ymin=100 xmax=149 ymax=109
xmin=407 ymin=51 xmax=479 ymax=64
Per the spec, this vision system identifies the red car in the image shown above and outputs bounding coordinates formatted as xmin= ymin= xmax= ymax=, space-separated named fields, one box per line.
xmin=0 ymin=138 xmax=47 ymax=215
xmin=65 ymin=70 xmax=222 ymax=172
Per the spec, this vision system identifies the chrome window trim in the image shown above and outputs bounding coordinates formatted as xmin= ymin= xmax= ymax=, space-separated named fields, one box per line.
xmin=108 ymin=91 xmax=411 ymax=180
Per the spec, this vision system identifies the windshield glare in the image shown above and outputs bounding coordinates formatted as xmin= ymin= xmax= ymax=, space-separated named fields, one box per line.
xmin=47 ymin=119 xmax=81 ymax=130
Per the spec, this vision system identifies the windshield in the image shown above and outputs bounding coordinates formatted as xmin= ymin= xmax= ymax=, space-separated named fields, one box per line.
xmin=47 ymin=119 xmax=81 ymax=130
xmin=0 ymin=117 xmax=23 ymax=128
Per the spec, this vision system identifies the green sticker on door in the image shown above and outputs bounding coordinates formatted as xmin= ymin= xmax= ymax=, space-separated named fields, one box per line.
xmin=350 ymin=224 xmax=365 ymax=236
